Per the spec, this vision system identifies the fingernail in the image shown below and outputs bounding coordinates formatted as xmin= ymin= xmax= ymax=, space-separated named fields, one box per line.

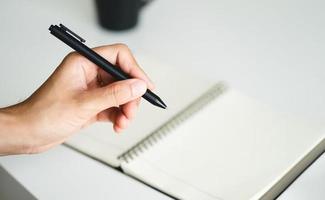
xmin=131 ymin=80 xmax=147 ymax=97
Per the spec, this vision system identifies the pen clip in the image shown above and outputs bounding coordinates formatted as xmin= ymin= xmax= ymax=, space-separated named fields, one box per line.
xmin=59 ymin=24 xmax=86 ymax=43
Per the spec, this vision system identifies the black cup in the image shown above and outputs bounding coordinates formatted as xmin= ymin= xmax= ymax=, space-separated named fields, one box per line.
xmin=95 ymin=0 xmax=149 ymax=31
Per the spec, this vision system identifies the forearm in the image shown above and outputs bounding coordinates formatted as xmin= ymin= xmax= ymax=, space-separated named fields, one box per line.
xmin=0 ymin=105 xmax=30 ymax=155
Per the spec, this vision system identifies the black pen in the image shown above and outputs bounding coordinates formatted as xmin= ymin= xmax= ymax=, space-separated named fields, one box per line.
xmin=49 ymin=24 xmax=167 ymax=109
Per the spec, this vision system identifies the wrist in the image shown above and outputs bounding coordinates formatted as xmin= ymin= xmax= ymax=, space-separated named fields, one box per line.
xmin=0 ymin=104 xmax=32 ymax=155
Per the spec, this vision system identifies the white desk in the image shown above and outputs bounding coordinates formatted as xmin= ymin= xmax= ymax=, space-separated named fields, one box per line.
xmin=0 ymin=145 xmax=171 ymax=200
xmin=0 ymin=0 xmax=324 ymax=199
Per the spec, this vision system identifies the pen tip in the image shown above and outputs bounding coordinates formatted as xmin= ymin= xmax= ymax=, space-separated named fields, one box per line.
xmin=143 ymin=90 xmax=167 ymax=109
xmin=155 ymin=98 xmax=167 ymax=109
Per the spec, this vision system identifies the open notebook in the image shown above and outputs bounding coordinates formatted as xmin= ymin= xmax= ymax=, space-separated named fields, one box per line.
xmin=66 ymin=57 xmax=325 ymax=199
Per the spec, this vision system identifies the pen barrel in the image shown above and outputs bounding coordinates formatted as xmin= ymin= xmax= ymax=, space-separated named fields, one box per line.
xmin=49 ymin=25 xmax=130 ymax=81
xmin=49 ymin=25 xmax=166 ymax=109
xmin=78 ymin=47 xmax=130 ymax=81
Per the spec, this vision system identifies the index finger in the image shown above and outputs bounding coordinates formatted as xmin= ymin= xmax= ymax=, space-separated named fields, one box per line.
xmin=90 ymin=44 xmax=155 ymax=90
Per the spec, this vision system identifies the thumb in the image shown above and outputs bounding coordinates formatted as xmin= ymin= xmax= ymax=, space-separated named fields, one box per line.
xmin=82 ymin=79 xmax=147 ymax=113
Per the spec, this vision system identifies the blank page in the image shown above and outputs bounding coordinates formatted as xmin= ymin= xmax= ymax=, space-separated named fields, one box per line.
xmin=121 ymin=89 xmax=324 ymax=200
xmin=66 ymin=56 xmax=215 ymax=166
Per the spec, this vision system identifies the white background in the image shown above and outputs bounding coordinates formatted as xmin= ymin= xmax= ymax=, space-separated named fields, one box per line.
xmin=0 ymin=0 xmax=324 ymax=199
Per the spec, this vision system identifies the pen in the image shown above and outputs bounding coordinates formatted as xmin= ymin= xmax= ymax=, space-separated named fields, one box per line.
xmin=49 ymin=24 xmax=167 ymax=109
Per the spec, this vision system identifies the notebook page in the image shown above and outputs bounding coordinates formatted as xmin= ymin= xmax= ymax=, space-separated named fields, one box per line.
xmin=121 ymin=89 xmax=324 ymax=200
xmin=66 ymin=56 xmax=215 ymax=166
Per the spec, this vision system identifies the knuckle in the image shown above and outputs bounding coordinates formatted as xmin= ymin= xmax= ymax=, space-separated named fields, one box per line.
xmin=65 ymin=52 xmax=84 ymax=64
xmin=66 ymin=51 xmax=79 ymax=59
xmin=109 ymin=83 xmax=121 ymax=107
xmin=59 ymin=52 xmax=89 ymax=71
xmin=115 ymin=43 xmax=129 ymax=51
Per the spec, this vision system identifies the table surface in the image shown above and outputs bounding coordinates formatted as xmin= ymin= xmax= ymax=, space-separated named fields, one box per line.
xmin=0 ymin=145 xmax=172 ymax=200
xmin=0 ymin=0 xmax=324 ymax=199
xmin=278 ymin=153 xmax=325 ymax=200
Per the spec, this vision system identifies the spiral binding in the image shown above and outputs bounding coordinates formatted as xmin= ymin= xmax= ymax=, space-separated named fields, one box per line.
xmin=118 ymin=82 xmax=227 ymax=163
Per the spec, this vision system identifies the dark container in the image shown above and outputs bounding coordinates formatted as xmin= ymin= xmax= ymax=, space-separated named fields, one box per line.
xmin=95 ymin=0 xmax=149 ymax=31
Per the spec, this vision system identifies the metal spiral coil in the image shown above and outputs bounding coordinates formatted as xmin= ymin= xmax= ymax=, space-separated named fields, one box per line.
xmin=119 ymin=82 xmax=227 ymax=163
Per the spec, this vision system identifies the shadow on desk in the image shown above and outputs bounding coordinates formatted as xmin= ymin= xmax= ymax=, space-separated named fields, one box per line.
xmin=0 ymin=165 xmax=36 ymax=200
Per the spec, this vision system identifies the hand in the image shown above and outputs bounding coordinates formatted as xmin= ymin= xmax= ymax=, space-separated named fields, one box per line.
xmin=0 ymin=44 xmax=154 ymax=155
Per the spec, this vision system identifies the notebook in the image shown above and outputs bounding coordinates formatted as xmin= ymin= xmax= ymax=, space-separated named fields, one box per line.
xmin=66 ymin=57 xmax=325 ymax=199
xmin=66 ymin=56 xmax=216 ymax=167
